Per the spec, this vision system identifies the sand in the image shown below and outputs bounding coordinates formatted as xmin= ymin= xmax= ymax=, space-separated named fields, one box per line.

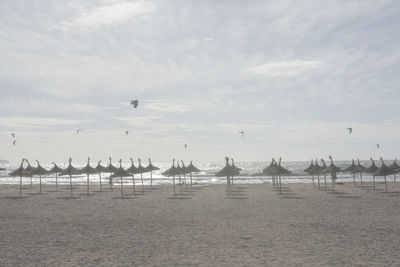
xmin=1 ymin=181 xmax=400 ymax=266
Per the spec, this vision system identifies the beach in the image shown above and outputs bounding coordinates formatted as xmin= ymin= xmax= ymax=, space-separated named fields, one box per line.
xmin=1 ymin=182 xmax=400 ymax=266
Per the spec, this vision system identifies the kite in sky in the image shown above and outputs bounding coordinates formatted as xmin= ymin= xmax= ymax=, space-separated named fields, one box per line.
xmin=347 ymin=128 xmax=352 ymax=134
xmin=376 ymin=144 xmax=380 ymax=149
xmin=130 ymin=100 xmax=139 ymax=108
xmin=239 ymin=131 xmax=245 ymax=138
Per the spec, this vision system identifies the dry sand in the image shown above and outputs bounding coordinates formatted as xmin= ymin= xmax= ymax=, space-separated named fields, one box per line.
xmin=1 ymin=181 xmax=400 ymax=266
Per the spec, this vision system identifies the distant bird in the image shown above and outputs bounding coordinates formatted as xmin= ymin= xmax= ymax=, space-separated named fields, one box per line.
xmin=77 ymin=129 xmax=81 ymax=134
xmin=239 ymin=131 xmax=245 ymax=138
xmin=376 ymin=144 xmax=380 ymax=149
xmin=125 ymin=131 xmax=129 ymax=135
xmin=347 ymin=128 xmax=352 ymax=134
xmin=11 ymin=133 xmax=15 ymax=138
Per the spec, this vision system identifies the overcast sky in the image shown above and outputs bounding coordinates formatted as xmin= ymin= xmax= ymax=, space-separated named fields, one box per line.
xmin=1 ymin=0 xmax=399 ymax=163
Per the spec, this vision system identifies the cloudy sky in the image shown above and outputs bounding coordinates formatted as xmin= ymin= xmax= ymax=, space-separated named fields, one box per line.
xmin=1 ymin=0 xmax=399 ymax=163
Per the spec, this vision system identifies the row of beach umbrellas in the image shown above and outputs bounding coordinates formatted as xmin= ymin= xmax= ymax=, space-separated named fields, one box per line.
xmin=304 ymin=157 xmax=399 ymax=192
xmin=9 ymin=157 xmax=202 ymax=198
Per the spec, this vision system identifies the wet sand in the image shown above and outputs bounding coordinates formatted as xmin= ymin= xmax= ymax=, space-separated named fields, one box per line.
xmin=1 ymin=181 xmax=400 ymax=266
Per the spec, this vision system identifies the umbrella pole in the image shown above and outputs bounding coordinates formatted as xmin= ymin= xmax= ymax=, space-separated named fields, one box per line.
xmin=331 ymin=174 xmax=334 ymax=191
xmin=179 ymin=174 xmax=182 ymax=194
xmin=56 ymin=173 xmax=59 ymax=192
xmin=110 ymin=176 xmax=113 ymax=191
xmin=183 ymin=173 xmax=187 ymax=189
xmin=39 ymin=174 xmax=42 ymax=193
xmin=279 ymin=175 xmax=282 ymax=194
xmin=312 ymin=174 xmax=314 ymax=187
xmin=190 ymin=172 xmax=193 ymax=188
xmin=353 ymin=173 xmax=356 ymax=186
xmin=69 ymin=174 xmax=73 ymax=197
xmin=317 ymin=175 xmax=320 ymax=188
xmin=133 ymin=175 xmax=136 ymax=196
xmin=150 ymin=171 xmax=153 ymax=188
xmin=373 ymin=175 xmax=376 ymax=191
xmin=360 ymin=173 xmax=363 ymax=187
xmin=384 ymin=176 xmax=388 ymax=193
xmin=99 ymin=173 xmax=102 ymax=192
xmin=87 ymin=174 xmax=90 ymax=196
xmin=226 ymin=176 xmax=229 ymax=195
xmin=120 ymin=176 xmax=124 ymax=198
xmin=19 ymin=175 xmax=22 ymax=197
xmin=30 ymin=176 xmax=33 ymax=189
xmin=394 ymin=173 xmax=396 ymax=183
xmin=141 ymin=173 xmax=144 ymax=194
xmin=172 ymin=175 xmax=176 ymax=196
xmin=324 ymin=174 xmax=327 ymax=191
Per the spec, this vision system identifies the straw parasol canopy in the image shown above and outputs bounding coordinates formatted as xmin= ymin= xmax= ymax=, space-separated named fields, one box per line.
xmin=185 ymin=160 xmax=200 ymax=188
xmin=145 ymin=158 xmax=160 ymax=188
xmin=22 ymin=159 xmax=35 ymax=188
xmin=364 ymin=158 xmax=378 ymax=173
xmin=0 ymin=167 xmax=5 ymax=171
xmin=263 ymin=158 xmax=276 ymax=174
xmin=59 ymin=158 xmax=81 ymax=197
xmin=30 ymin=160 xmax=50 ymax=194
xmin=78 ymin=157 xmax=98 ymax=196
xmin=162 ymin=159 xmax=178 ymax=195
xmin=389 ymin=159 xmax=400 ymax=171
xmin=126 ymin=158 xmax=138 ymax=195
xmin=343 ymin=159 xmax=357 ymax=172
xmin=9 ymin=159 xmax=29 ymax=197
xmin=304 ymin=159 xmax=314 ymax=174
xmin=309 ymin=159 xmax=322 ymax=188
xmin=94 ymin=160 xmax=108 ymax=192
xmin=276 ymin=157 xmax=291 ymax=175
xmin=373 ymin=157 xmax=395 ymax=192
xmin=136 ymin=158 xmax=148 ymax=193
xmin=351 ymin=159 xmax=367 ymax=187
xmin=105 ymin=157 xmax=119 ymax=190
xmin=215 ymin=157 xmax=239 ymax=195
xmin=49 ymin=162 xmax=64 ymax=192
xmin=110 ymin=159 xmax=131 ymax=198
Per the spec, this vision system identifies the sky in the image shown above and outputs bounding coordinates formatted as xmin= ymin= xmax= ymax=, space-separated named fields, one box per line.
xmin=1 ymin=0 xmax=400 ymax=164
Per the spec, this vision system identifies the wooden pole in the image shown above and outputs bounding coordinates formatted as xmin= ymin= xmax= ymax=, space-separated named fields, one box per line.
xmin=39 ymin=174 xmax=42 ymax=193
xmin=69 ymin=174 xmax=73 ymax=197
xmin=150 ymin=171 xmax=153 ymax=188
xmin=132 ymin=174 xmax=136 ymax=196
xmin=86 ymin=174 xmax=90 ymax=196
xmin=317 ymin=174 xmax=320 ymax=188
xmin=353 ymin=173 xmax=356 ymax=186
xmin=373 ymin=175 xmax=376 ymax=191
xmin=324 ymin=174 xmax=327 ymax=191
xmin=360 ymin=173 xmax=363 ymax=187
xmin=172 ymin=175 xmax=176 ymax=195
xmin=98 ymin=173 xmax=102 ymax=192
xmin=19 ymin=175 xmax=22 ymax=197
xmin=384 ymin=176 xmax=388 ymax=193
xmin=141 ymin=173 xmax=144 ymax=194
xmin=30 ymin=177 xmax=32 ymax=189
xmin=190 ymin=172 xmax=193 ymax=188
xmin=56 ymin=173 xmax=59 ymax=192
xmin=312 ymin=174 xmax=314 ymax=187
xmin=120 ymin=176 xmax=124 ymax=198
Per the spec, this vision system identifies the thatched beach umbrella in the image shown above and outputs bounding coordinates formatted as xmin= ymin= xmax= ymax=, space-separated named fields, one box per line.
xmin=59 ymin=158 xmax=81 ymax=197
xmin=320 ymin=159 xmax=329 ymax=191
xmin=343 ymin=159 xmax=357 ymax=186
xmin=373 ymin=157 xmax=395 ymax=193
xmin=309 ymin=159 xmax=322 ymax=188
xmin=175 ymin=161 xmax=184 ymax=193
xmin=105 ymin=157 xmax=119 ymax=191
xmin=145 ymin=158 xmax=160 ymax=188
xmin=263 ymin=158 xmax=277 ymax=186
xmin=230 ymin=158 xmax=242 ymax=186
xmin=364 ymin=158 xmax=378 ymax=190
xmin=162 ymin=159 xmax=177 ymax=195
xmin=110 ymin=159 xmax=131 ymax=198
xmin=388 ymin=159 xmax=400 ymax=183
xmin=126 ymin=158 xmax=138 ymax=196
xmin=186 ymin=160 xmax=200 ymax=187
xmin=0 ymin=167 xmax=5 ymax=171
xmin=180 ymin=161 xmax=190 ymax=188
xmin=49 ymin=163 xmax=64 ymax=192
xmin=351 ymin=159 xmax=366 ymax=187
xmin=30 ymin=160 xmax=50 ymax=194
xmin=215 ymin=157 xmax=239 ymax=195
xmin=22 ymin=159 xmax=35 ymax=189
xmin=78 ymin=157 xmax=98 ymax=196
xmin=324 ymin=156 xmax=342 ymax=191
xmin=94 ymin=160 xmax=107 ymax=192
xmin=9 ymin=159 xmax=29 ymax=197
xmin=136 ymin=158 xmax=148 ymax=194
xmin=304 ymin=159 xmax=315 ymax=186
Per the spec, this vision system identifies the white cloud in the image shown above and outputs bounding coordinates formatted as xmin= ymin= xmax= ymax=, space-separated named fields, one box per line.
xmin=145 ymin=100 xmax=191 ymax=113
xmin=247 ymin=60 xmax=325 ymax=77
xmin=0 ymin=117 xmax=88 ymax=130
xmin=57 ymin=1 xmax=155 ymax=31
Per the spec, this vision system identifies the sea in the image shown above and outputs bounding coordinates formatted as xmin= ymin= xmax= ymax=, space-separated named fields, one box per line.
xmin=0 ymin=160 xmax=396 ymax=186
